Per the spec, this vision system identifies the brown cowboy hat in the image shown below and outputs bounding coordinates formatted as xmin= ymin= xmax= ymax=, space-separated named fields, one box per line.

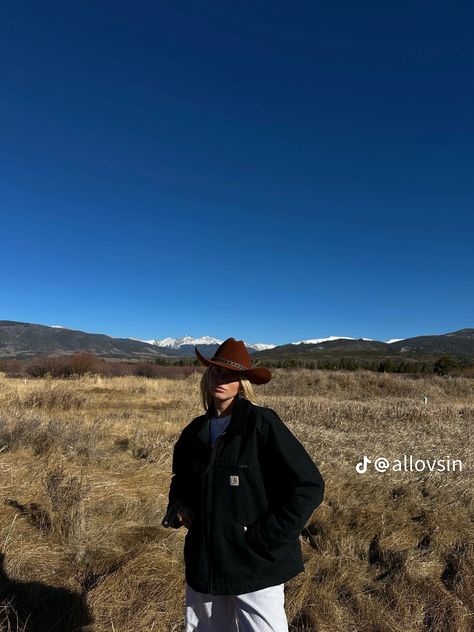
xmin=194 ymin=337 xmax=272 ymax=385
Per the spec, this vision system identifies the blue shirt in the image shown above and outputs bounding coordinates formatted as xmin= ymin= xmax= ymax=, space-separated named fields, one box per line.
xmin=209 ymin=413 xmax=231 ymax=447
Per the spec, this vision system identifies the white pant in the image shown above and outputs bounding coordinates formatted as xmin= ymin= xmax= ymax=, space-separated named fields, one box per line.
xmin=185 ymin=582 xmax=289 ymax=632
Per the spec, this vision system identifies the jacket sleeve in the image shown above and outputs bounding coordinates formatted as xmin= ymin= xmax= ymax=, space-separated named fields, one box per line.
xmin=246 ymin=409 xmax=325 ymax=555
xmin=161 ymin=431 xmax=189 ymax=529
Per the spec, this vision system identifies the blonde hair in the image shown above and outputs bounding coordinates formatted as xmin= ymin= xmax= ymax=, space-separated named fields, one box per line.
xmin=200 ymin=365 xmax=256 ymax=412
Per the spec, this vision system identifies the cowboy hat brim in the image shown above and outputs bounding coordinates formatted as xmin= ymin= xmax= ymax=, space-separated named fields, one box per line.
xmin=195 ymin=346 xmax=272 ymax=385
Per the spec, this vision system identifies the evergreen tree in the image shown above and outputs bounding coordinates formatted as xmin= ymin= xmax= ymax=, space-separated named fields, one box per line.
xmin=433 ymin=354 xmax=459 ymax=376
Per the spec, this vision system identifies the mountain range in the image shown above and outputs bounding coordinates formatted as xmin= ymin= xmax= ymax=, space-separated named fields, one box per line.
xmin=0 ymin=320 xmax=473 ymax=361
xmin=135 ymin=335 xmax=275 ymax=352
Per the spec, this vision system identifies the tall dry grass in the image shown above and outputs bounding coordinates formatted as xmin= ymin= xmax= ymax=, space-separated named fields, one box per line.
xmin=0 ymin=369 xmax=472 ymax=631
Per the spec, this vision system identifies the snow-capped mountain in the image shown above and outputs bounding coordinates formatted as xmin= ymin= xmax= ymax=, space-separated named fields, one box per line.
xmin=291 ymin=335 xmax=374 ymax=345
xmin=249 ymin=342 xmax=276 ymax=351
xmin=140 ymin=335 xmax=276 ymax=352
xmin=150 ymin=335 xmax=222 ymax=348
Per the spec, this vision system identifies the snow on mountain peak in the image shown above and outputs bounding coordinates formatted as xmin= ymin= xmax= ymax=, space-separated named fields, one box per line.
xmin=291 ymin=335 xmax=356 ymax=345
xmin=248 ymin=342 xmax=276 ymax=350
xmin=137 ymin=335 xmax=276 ymax=351
xmin=150 ymin=335 xmax=224 ymax=349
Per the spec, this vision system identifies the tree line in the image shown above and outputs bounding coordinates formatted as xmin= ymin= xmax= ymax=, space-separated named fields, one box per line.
xmin=0 ymin=352 xmax=471 ymax=378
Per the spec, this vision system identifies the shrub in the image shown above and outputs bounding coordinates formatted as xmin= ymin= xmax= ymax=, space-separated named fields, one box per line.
xmin=0 ymin=416 xmax=42 ymax=452
xmin=44 ymin=467 xmax=90 ymax=541
xmin=18 ymin=384 xmax=86 ymax=411
xmin=434 ymin=355 xmax=460 ymax=376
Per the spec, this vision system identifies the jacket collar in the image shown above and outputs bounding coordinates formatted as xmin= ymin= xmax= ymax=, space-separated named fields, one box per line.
xmin=197 ymin=393 xmax=251 ymax=445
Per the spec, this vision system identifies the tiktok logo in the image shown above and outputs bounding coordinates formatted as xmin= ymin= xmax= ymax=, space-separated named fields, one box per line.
xmin=356 ymin=455 xmax=371 ymax=473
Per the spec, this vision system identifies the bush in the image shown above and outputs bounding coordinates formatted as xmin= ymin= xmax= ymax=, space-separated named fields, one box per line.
xmin=0 ymin=359 xmax=23 ymax=377
xmin=434 ymin=355 xmax=460 ymax=376
xmin=22 ymin=353 xmax=202 ymax=379
xmin=18 ymin=384 xmax=86 ymax=411
xmin=0 ymin=416 xmax=42 ymax=451
xmin=25 ymin=352 xmax=105 ymax=378
xmin=44 ymin=467 xmax=90 ymax=541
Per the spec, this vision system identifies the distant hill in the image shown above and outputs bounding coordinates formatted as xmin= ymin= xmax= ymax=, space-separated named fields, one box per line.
xmin=275 ymin=338 xmax=389 ymax=352
xmin=388 ymin=329 xmax=474 ymax=355
xmin=0 ymin=321 xmax=176 ymax=360
xmin=252 ymin=328 xmax=474 ymax=365
xmin=0 ymin=322 xmax=270 ymax=360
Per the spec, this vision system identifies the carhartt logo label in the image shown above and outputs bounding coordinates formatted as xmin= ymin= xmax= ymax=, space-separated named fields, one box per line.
xmin=230 ymin=475 xmax=239 ymax=486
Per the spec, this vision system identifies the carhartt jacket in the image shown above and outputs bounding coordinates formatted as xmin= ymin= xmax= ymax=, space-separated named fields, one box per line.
xmin=162 ymin=393 xmax=325 ymax=595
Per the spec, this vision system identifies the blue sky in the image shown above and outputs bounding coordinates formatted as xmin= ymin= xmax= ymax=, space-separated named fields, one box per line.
xmin=1 ymin=1 xmax=472 ymax=345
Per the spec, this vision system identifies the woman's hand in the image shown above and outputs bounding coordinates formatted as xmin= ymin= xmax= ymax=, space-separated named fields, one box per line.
xmin=177 ymin=506 xmax=194 ymax=529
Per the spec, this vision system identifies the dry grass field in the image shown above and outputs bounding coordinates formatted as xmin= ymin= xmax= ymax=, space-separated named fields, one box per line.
xmin=0 ymin=369 xmax=473 ymax=632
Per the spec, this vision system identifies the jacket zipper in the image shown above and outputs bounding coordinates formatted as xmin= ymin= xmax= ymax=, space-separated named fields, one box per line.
xmin=206 ymin=433 xmax=224 ymax=594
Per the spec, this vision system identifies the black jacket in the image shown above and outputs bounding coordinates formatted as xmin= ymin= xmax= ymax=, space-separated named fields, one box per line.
xmin=162 ymin=394 xmax=325 ymax=595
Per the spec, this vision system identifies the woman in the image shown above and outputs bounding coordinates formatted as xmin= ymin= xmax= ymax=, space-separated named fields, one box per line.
xmin=162 ymin=338 xmax=325 ymax=632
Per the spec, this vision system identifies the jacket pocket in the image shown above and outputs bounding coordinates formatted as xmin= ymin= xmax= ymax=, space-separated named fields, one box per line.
xmin=238 ymin=521 xmax=276 ymax=563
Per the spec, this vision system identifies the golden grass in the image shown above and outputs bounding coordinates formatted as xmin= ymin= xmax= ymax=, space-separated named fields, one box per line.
xmin=0 ymin=370 xmax=473 ymax=631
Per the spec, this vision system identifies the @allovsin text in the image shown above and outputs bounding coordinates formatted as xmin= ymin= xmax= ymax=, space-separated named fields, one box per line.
xmin=356 ymin=455 xmax=463 ymax=474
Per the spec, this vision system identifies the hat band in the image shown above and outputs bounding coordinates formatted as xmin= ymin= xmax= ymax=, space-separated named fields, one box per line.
xmin=212 ymin=356 xmax=248 ymax=371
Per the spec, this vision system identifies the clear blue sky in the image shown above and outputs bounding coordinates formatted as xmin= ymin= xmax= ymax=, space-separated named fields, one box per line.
xmin=1 ymin=1 xmax=472 ymax=345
